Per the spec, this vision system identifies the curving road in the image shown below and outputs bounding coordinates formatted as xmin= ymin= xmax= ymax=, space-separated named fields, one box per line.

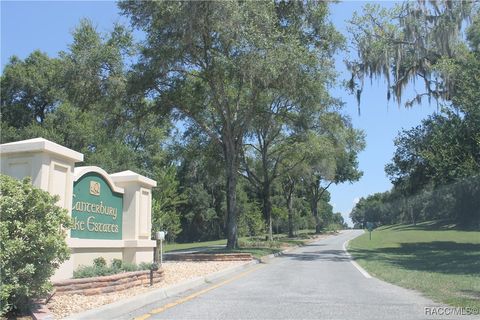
xmin=124 ymin=230 xmax=474 ymax=320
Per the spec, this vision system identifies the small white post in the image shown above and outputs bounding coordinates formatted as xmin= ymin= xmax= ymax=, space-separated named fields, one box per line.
xmin=156 ymin=231 xmax=166 ymax=266
xmin=160 ymin=238 xmax=163 ymax=266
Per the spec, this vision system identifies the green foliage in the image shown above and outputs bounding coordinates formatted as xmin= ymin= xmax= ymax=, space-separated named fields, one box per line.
xmin=0 ymin=2 xmax=379 ymax=258
xmin=111 ymin=258 xmax=123 ymax=270
xmin=179 ymin=183 xmax=222 ymax=242
xmin=2 ymin=2 xmax=360 ymax=251
xmin=350 ymin=176 xmax=480 ymax=228
xmin=351 ymin=8 xmax=480 ymax=227
xmin=350 ymin=192 xmax=395 ymax=227
xmin=119 ymin=262 xmax=139 ymax=273
xmin=73 ymin=258 xmax=150 ymax=279
xmin=386 ymin=108 xmax=479 ymax=188
xmin=383 ymin=96 xmax=480 ymax=226
xmin=290 ymin=198 xmax=316 ymax=234
xmin=93 ymin=257 xmax=107 ymax=268
xmin=0 ymin=19 xmax=171 ymax=175
xmin=302 ymin=114 xmax=365 ymax=233
xmin=152 ymin=166 xmax=186 ymax=242
xmin=347 ymin=1 xmax=476 ymax=107
xmin=73 ymin=265 xmax=109 ymax=279
xmin=324 ymin=213 xmax=346 ymax=231
xmin=237 ymin=189 xmax=265 ymax=238
xmin=152 ymin=198 xmax=182 ymax=243
xmin=238 ymin=239 xmax=282 ymax=250
xmin=174 ymin=137 xmax=226 ymax=242
xmin=0 ymin=175 xmax=71 ymax=315
xmin=61 ymin=19 xmax=133 ymax=111
xmin=119 ymin=0 xmax=346 ymax=249
xmin=0 ymin=51 xmax=63 ymax=127
xmin=138 ymin=262 xmax=156 ymax=271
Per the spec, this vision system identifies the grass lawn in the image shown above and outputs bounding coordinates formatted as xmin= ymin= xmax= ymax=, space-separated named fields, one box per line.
xmin=348 ymin=221 xmax=480 ymax=309
xmin=164 ymin=239 xmax=227 ymax=252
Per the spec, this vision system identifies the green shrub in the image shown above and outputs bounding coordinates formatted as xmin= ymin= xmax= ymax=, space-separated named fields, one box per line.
xmin=93 ymin=257 xmax=107 ymax=268
xmin=111 ymin=258 xmax=123 ymax=270
xmin=238 ymin=239 xmax=281 ymax=249
xmin=73 ymin=265 xmax=112 ymax=279
xmin=120 ymin=262 xmax=139 ymax=272
xmin=238 ymin=200 xmax=265 ymax=237
xmin=325 ymin=223 xmax=343 ymax=232
xmin=138 ymin=262 xmax=154 ymax=270
xmin=0 ymin=175 xmax=71 ymax=315
xmin=72 ymin=259 xmax=152 ymax=279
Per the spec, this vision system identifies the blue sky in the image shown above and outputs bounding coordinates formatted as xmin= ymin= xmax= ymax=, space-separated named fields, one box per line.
xmin=1 ymin=1 xmax=436 ymax=226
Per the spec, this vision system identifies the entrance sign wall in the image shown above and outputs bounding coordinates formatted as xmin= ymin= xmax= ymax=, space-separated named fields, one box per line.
xmin=0 ymin=138 xmax=157 ymax=280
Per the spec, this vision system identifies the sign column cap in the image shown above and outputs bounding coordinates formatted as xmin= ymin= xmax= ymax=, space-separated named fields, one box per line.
xmin=110 ymin=170 xmax=157 ymax=188
xmin=0 ymin=137 xmax=84 ymax=162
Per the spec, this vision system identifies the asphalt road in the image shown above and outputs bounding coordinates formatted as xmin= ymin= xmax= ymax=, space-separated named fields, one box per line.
xmin=124 ymin=230 xmax=475 ymax=320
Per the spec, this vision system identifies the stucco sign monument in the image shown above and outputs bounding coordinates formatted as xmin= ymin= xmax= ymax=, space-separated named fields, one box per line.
xmin=0 ymin=138 xmax=157 ymax=280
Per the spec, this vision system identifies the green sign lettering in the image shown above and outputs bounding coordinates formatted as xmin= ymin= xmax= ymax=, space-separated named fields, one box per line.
xmin=71 ymin=172 xmax=123 ymax=240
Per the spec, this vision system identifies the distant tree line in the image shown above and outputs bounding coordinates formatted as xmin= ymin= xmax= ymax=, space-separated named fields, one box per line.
xmin=349 ymin=1 xmax=480 ymax=228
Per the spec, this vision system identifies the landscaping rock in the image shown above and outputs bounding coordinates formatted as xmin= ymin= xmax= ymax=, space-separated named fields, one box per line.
xmin=47 ymin=260 xmax=247 ymax=319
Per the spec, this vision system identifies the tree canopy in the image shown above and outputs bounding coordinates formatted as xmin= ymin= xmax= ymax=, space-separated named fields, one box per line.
xmin=350 ymin=5 xmax=480 ymax=227
xmin=118 ymin=0 xmax=350 ymax=248
xmin=347 ymin=1 xmax=477 ymax=108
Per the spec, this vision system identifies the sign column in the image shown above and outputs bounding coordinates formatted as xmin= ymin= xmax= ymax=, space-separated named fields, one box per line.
xmin=110 ymin=170 xmax=157 ymax=264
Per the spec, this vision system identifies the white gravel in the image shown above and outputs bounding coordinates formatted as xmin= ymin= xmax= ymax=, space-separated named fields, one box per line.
xmin=47 ymin=261 xmax=248 ymax=319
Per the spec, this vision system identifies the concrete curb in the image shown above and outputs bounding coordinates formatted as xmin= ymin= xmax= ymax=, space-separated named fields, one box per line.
xmin=31 ymin=300 xmax=55 ymax=320
xmin=257 ymin=246 xmax=297 ymax=263
xmin=63 ymin=260 xmax=258 ymax=320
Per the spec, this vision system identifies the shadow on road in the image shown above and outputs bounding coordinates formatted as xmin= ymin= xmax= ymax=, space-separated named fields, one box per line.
xmin=301 ymin=243 xmax=327 ymax=247
xmin=280 ymin=249 xmax=351 ymax=262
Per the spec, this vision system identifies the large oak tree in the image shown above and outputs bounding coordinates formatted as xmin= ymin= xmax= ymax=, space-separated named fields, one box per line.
xmin=119 ymin=1 xmax=344 ymax=248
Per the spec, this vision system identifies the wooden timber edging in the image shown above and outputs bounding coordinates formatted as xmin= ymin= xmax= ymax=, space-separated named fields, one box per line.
xmin=165 ymin=253 xmax=253 ymax=261
xmin=52 ymin=269 xmax=164 ymax=296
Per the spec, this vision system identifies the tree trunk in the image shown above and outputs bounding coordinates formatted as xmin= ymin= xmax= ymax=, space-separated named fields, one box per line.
xmin=313 ymin=202 xmax=322 ymax=234
xmin=404 ymin=197 xmax=416 ymax=226
xmin=263 ymin=182 xmax=273 ymax=241
xmin=261 ymin=143 xmax=273 ymax=241
xmin=213 ymin=189 xmax=223 ymax=239
xmin=287 ymin=190 xmax=294 ymax=238
xmin=224 ymin=139 xmax=239 ymax=249
xmin=311 ymin=182 xmax=322 ymax=234
xmin=283 ymin=177 xmax=295 ymax=238
xmin=410 ymin=206 xmax=416 ymax=226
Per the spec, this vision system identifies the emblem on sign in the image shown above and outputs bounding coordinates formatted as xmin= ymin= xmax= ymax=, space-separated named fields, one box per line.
xmin=90 ymin=181 xmax=100 ymax=196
